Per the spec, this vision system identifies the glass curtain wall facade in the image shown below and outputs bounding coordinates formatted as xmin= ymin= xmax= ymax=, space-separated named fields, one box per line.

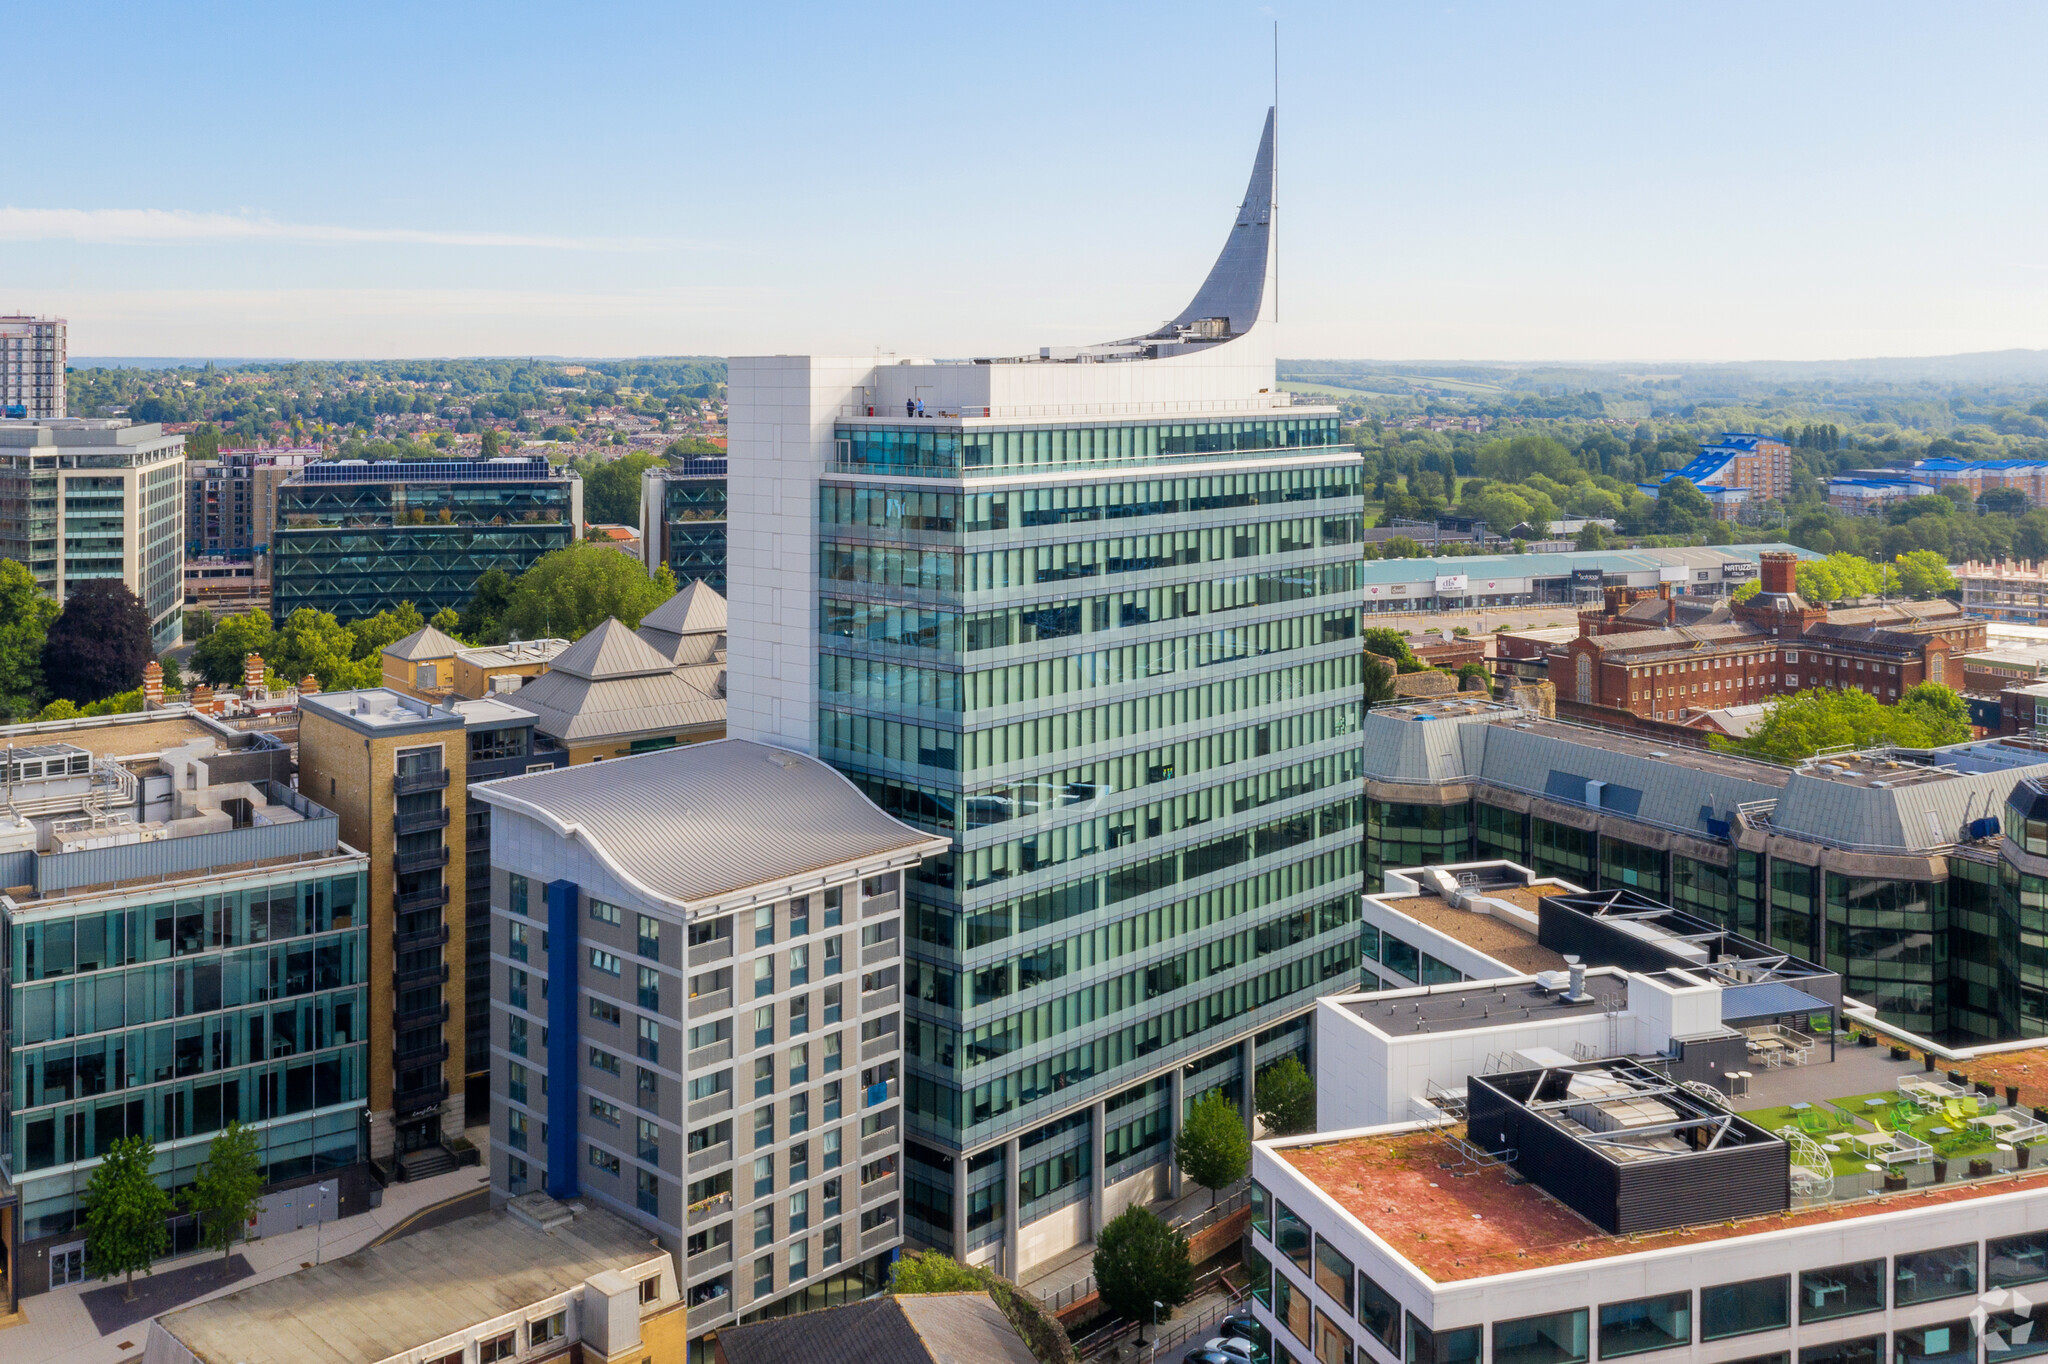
xmin=655 ymin=461 xmax=728 ymax=594
xmin=273 ymin=459 xmax=579 ymax=620
xmin=5 ymin=867 xmax=370 ymax=1242
xmin=816 ymin=413 xmax=1364 ymax=1251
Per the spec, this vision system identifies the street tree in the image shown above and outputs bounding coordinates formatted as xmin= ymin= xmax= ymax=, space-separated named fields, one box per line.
xmin=82 ymin=1136 xmax=173 ymax=1299
xmin=1175 ymin=1089 xmax=1250 ymax=1207
xmin=1092 ymin=1207 xmax=1194 ymax=1335
xmin=1256 ymin=1056 xmax=1318 ymax=1136
xmin=185 ymin=1121 xmax=263 ymax=1272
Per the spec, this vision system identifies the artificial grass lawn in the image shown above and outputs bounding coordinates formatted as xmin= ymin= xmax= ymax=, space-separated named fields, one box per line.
xmin=1736 ymin=1089 xmax=2004 ymax=1176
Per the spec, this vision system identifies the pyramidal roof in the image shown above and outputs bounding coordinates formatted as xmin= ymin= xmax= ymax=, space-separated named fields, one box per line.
xmin=640 ymin=580 xmax=726 ymax=637
xmin=382 ymin=623 xmax=464 ymax=662
xmin=549 ymin=618 xmax=677 ymax=681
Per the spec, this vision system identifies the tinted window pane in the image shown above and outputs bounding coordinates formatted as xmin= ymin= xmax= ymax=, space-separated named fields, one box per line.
xmin=1357 ymin=1270 xmax=1399 ymax=1354
xmin=1598 ymin=1292 xmax=1691 ymax=1359
xmin=1406 ymin=1318 xmax=1480 ymax=1364
xmin=1801 ymin=1339 xmax=1881 ymax=1364
xmin=1702 ymin=1277 xmax=1789 ymax=1341
xmin=1252 ymin=1180 xmax=1271 ymax=1238
xmin=1275 ymin=1200 xmax=1311 ymax=1272
xmin=1988 ymin=1301 xmax=2048 ymax=1362
xmin=1494 ymin=1309 xmax=1588 ymax=1364
xmin=1314 ymin=1236 xmax=1354 ymax=1314
xmin=1895 ymin=1319 xmax=1976 ymax=1364
xmin=1799 ymin=1260 xmax=1885 ymax=1323
xmin=1895 ymin=1244 xmax=1977 ymax=1306
xmin=1991 ymin=1231 xmax=2048 ymax=1288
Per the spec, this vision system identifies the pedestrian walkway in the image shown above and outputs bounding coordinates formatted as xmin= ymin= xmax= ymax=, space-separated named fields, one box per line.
xmin=1021 ymin=1177 xmax=1248 ymax=1312
xmin=1 ymin=1157 xmax=492 ymax=1364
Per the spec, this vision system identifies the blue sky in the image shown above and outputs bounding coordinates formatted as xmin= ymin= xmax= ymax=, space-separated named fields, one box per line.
xmin=10 ymin=1 xmax=2047 ymax=362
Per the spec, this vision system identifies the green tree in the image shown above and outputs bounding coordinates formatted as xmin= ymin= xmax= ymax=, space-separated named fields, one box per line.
xmin=1091 ymin=1207 xmax=1194 ymax=1333
xmin=1256 ymin=1056 xmax=1319 ymax=1136
xmin=480 ymin=427 xmax=503 ymax=457
xmin=1717 ymin=686 xmax=1971 ymax=763
xmin=345 ymin=601 xmax=425 ymax=659
xmin=500 ymin=543 xmax=676 ymax=641
xmin=1979 ymin=487 xmax=2031 ymax=517
xmin=460 ymin=568 xmax=517 ymax=643
xmin=82 ymin=1136 xmax=173 ymax=1299
xmin=1174 ymin=1089 xmax=1250 ymax=1207
xmin=1380 ymin=535 xmax=1423 ymax=559
xmin=663 ymin=436 xmax=725 ymax=458
xmin=1899 ymin=681 xmax=1971 ymax=738
xmin=1456 ymin=660 xmax=1493 ymax=691
xmin=0 ymin=558 xmax=58 ymax=719
xmin=1895 ymin=550 xmax=1958 ymax=600
xmin=184 ymin=1121 xmax=263 ymax=1271
xmin=1364 ymin=628 xmax=1424 ymax=673
xmin=184 ymin=606 xmax=216 ymax=642
xmin=1573 ymin=522 xmax=1609 ymax=550
xmin=1731 ymin=580 xmax=1761 ymax=603
xmin=273 ymin=609 xmax=381 ymax=691
xmin=1362 ymin=654 xmax=1398 ymax=713
xmin=1473 ymin=433 xmax=1578 ymax=484
xmin=429 ymin=606 xmax=464 ymax=639
xmin=42 ymin=579 xmax=154 ymax=705
xmin=1651 ymin=477 xmax=1713 ymax=534
xmin=193 ymin=610 xmax=276 ymax=687
xmin=577 ymin=450 xmax=660 ymax=526
xmin=890 ymin=1249 xmax=986 ymax=1294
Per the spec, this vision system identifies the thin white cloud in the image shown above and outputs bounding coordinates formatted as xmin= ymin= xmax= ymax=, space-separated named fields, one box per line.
xmin=0 ymin=207 xmax=678 ymax=251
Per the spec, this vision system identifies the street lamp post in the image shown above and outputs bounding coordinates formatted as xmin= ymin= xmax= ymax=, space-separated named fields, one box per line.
xmin=1150 ymin=1301 xmax=1165 ymax=1364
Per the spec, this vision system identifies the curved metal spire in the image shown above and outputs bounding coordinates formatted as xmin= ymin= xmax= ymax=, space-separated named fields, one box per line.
xmin=1149 ymin=106 xmax=1276 ymax=341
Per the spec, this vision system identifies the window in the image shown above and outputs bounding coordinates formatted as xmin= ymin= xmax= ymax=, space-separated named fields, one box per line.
xmin=823 ymin=1174 xmax=842 ymax=1216
xmin=789 ymin=1187 xmax=809 ymax=1233
xmin=592 ymin=900 xmax=621 ymax=925
xmin=824 ymin=983 xmax=843 ymax=1024
xmin=638 ymin=1117 xmax=660 ymax=1163
xmin=639 ymin=1066 xmax=658 ymax=1106
xmin=591 ymin=997 xmax=621 ymax=1027
xmin=508 ymin=1111 xmax=529 ymax=1151
xmin=638 ymin=915 xmax=660 ymax=958
xmin=1597 ymin=1292 xmax=1690 ymax=1359
xmin=1314 ymin=1235 xmax=1353 ymax=1312
xmin=689 ymin=1018 xmax=730 ymax=1051
xmin=637 ymin=1017 xmax=660 ymax=1063
xmin=1799 ymin=1340 xmax=1879 ymax=1364
xmin=790 ymin=1091 xmax=810 ymax=1134
xmin=824 ymin=885 xmax=843 ymax=926
xmin=688 ymin=1120 xmax=730 ymax=1153
xmin=509 ymin=922 xmax=530 ymax=962
xmin=590 ymin=1047 xmax=621 ymax=1076
xmin=789 ymin=1043 xmax=811 ymax=1085
xmin=1357 ymin=1268 xmax=1400 ymax=1355
xmin=825 ymin=935 xmax=844 ymax=975
xmin=1895 ymin=1244 xmax=1977 ymax=1305
xmin=754 ymin=1253 xmax=774 ymax=1297
xmin=1407 ymin=1317 xmax=1479 ymax=1364
xmin=1317 ymin=1308 xmax=1354 ymax=1364
xmin=591 ymin=948 xmax=622 ymax=976
xmin=754 ymin=1104 xmax=775 ymax=1150
xmin=790 ymin=898 xmax=810 ymax=938
xmin=790 ymin=944 xmax=810 ymax=987
xmin=638 ymin=966 xmax=661 ymax=1010
xmin=687 ymin=1069 xmax=729 ymax=1101
xmin=590 ymin=1145 xmax=621 ymax=1175
xmin=1893 ymin=1321 xmax=1974 ymax=1364
xmin=754 ymin=1006 xmax=774 ymax=1048
xmin=823 ymin=1223 xmax=842 ymax=1268
xmin=789 ymin=1238 xmax=809 ymax=1281
xmin=510 ymin=875 xmax=529 ymax=919
xmin=1800 ymin=1260 xmax=1884 ymax=1322
xmin=640 ymin=1275 xmax=660 ymax=1305
xmin=823 ymin=1080 xmax=842 ymax=1121
xmin=754 ymin=1154 xmax=774 ymax=1196
xmin=1276 ymin=1273 xmax=1312 ymax=1351
xmin=1274 ymin=1200 xmax=1311 ymax=1271
xmin=481 ymin=1333 xmax=516 ymax=1364
xmin=1251 ymin=1180 xmax=1270 ymax=1238
xmin=1701 ymin=1276 xmax=1789 ymax=1341
xmin=755 ymin=1056 xmax=775 ymax=1097
xmin=756 ymin=905 xmax=775 ymax=947
xmin=590 ymin=1097 xmax=621 ymax=1126
xmin=790 ymin=1139 xmax=810 ymax=1181
xmin=1991 ymin=1230 xmax=2048 ymax=1287
xmin=510 ymin=1016 xmax=528 ymax=1057
xmin=825 ymin=1030 xmax=843 ymax=1071
xmin=754 ymin=956 xmax=775 ymax=998
xmin=1493 ymin=1309 xmax=1589 ymax=1364
xmin=824 ymin=1127 xmax=842 ymax=1169
xmin=753 ymin=1205 xmax=774 ymax=1247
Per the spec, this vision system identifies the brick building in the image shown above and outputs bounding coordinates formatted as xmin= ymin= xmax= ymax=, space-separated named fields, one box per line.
xmin=1638 ymin=431 xmax=1793 ymax=519
xmin=1558 ymin=551 xmax=1982 ymax=724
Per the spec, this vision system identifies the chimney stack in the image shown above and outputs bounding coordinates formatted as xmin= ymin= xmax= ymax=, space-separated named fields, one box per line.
xmin=243 ymin=652 xmax=266 ymax=699
xmin=299 ymin=674 xmax=321 ymax=697
xmin=192 ymin=683 xmax=215 ymax=715
xmin=1759 ymin=551 xmax=1798 ymax=595
xmin=142 ymin=660 xmax=164 ymax=708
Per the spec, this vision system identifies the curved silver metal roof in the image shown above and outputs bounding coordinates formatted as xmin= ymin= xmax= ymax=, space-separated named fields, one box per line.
xmin=471 ymin=738 xmax=948 ymax=914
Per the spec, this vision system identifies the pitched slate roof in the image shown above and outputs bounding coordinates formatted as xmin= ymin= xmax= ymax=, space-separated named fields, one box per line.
xmin=381 ymin=623 xmax=464 ymax=662
xmin=715 ymin=1293 xmax=1039 ymax=1364
xmin=471 ymin=738 xmax=948 ymax=913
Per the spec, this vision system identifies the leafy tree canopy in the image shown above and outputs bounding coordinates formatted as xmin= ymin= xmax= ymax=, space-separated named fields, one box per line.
xmin=1175 ymin=1089 xmax=1250 ymax=1205
xmin=0 ymin=558 xmax=59 ymax=719
xmin=185 ymin=1121 xmax=263 ymax=1269
xmin=1715 ymin=684 xmax=1972 ymax=763
xmin=344 ymin=601 xmax=425 ymax=659
xmin=1256 ymin=1056 xmax=1319 ymax=1136
xmin=82 ymin=1135 xmax=173 ymax=1298
xmin=1894 ymin=549 xmax=1958 ymax=599
xmin=272 ymin=609 xmax=380 ymax=691
xmin=574 ymin=450 xmax=660 ymax=526
xmin=1091 ymin=1207 xmax=1195 ymax=1330
xmin=890 ymin=1249 xmax=986 ymax=1294
xmin=498 ymin=543 xmax=675 ymax=641
xmin=193 ymin=610 xmax=275 ymax=688
xmin=1364 ymin=627 xmax=1426 ymax=674
xmin=43 ymin=579 xmax=154 ymax=704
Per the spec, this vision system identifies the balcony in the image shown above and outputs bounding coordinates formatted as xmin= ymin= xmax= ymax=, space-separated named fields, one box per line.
xmin=396 ymin=961 xmax=449 ymax=989
xmin=688 ymin=988 xmax=732 ymax=1019
xmin=687 ymin=1089 xmax=733 ymax=1125
xmin=688 ymin=1139 xmax=733 ymax=1175
xmin=394 ymin=808 xmax=450 ymax=836
xmin=860 ymin=890 xmax=900 ymax=919
xmin=687 ymin=1295 xmax=734 ymax=1331
xmin=687 ymin=1190 xmax=733 ymax=1227
xmin=861 ymin=1116 xmax=898 ymax=1157
xmin=860 ymin=1172 xmax=899 ymax=1204
xmin=394 ymin=847 xmax=451 ymax=875
xmin=860 ymin=1219 xmax=899 ymax=1255
xmin=687 ymin=1040 xmax=733 ymax=1070
xmin=395 ymin=768 xmax=450 ymax=796
xmin=861 ymin=1031 xmax=897 ymax=1063
xmin=394 ymin=1001 xmax=449 ymax=1031
xmin=688 ymin=936 xmax=733 ymax=966
xmin=393 ymin=1077 xmax=448 ymax=1118
xmin=393 ymin=1034 xmax=449 ymax=1066
xmin=861 ymin=985 xmax=899 ymax=1013
xmin=860 ymin=938 xmax=898 ymax=967
xmin=687 ymin=1240 xmax=733 ymax=1278
xmin=394 ymin=884 xmax=450 ymax=913
xmin=393 ymin=923 xmax=449 ymax=953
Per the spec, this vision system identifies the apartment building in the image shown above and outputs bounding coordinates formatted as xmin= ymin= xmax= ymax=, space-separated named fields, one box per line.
xmin=641 ymin=457 xmax=728 ymax=595
xmin=0 ymin=316 xmax=65 ymax=419
xmin=471 ymin=740 xmax=947 ymax=1340
xmin=272 ymin=456 xmax=582 ymax=621
xmin=0 ymin=417 xmax=187 ymax=649
xmin=726 ymin=108 xmax=1364 ymax=1280
xmin=1956 ymin=560 xmax=2048 ymax=626
xmin=184 ymin=448 xmax=315 ymax=566
xmin=296 ymin=691 xmax=470 ymax=1168
xmin=1913 ymin=457 xmax=2048 ymax=509
xmin=0 ymin=708 xmax=368 ymax=1307
xmin=1640 ymin=432 xmax=1794 ymax=518
xmin=1245 ymin=860 xmax=2048 ymax=1364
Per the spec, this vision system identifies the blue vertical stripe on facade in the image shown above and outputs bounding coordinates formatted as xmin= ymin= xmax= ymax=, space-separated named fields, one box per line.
xmin=545 ymin=876 xmax=580 ymax=1198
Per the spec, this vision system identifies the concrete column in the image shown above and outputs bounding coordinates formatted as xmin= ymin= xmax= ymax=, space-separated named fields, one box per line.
xmin=1167 ymin=1065 xmax=1186 ymax=1199
xmin=951 ymin=1152 xmax=970 ymax=1262
xmin=1240 ymin=1037 xmax=1259 ymax=1139
xmin=1089 ymin=1099 xmax=1107 ymax=1238
xmin=1003 ymin=1136 xmax=1021 ymax=1280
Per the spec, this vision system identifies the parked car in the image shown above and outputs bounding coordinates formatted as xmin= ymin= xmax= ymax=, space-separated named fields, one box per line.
xmin=1203 ymin=1338 xmax=1256 ymax=1361
xmin=1218 ymin=1313 xmax=1261 ymax=1344
xmin=1183 ymin=1350 xmax=1241 ymax=1364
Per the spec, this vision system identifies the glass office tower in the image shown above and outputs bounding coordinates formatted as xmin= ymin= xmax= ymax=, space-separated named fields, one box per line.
xmin=729 ymin=109 xmax=1365 ymax=1278
xmin=641 ymin=458 xmax=728 ymax=594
